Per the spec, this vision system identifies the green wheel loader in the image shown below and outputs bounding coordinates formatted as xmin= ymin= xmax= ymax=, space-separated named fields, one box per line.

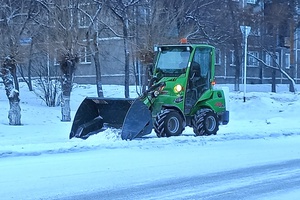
xmin=69 ymin=43 xmax=229 ymax=140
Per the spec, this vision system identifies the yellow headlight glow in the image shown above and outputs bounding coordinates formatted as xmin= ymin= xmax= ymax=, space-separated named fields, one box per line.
xmin=174 ymin=84 xmax=183 ymax=93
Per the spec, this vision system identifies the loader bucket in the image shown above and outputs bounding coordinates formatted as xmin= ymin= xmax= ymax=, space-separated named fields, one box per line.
xmin=121 ymin=99 xmax=153 ymax=140
xmin=70 ymin=97 xmax=135 ymax=139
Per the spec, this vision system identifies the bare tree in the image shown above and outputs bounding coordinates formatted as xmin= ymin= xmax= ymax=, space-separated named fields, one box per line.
xmin=106 ymin=0 xmax=145 ymax=98
xmin=226 ymin=0 xmax=243 ymax=91
xmin=82 ymin=1 xmax=105 ymax=97
xmin=263 ymin=0 xmax=299 ymax=92
xmin=59 ymin=52 xmax=78 ymax=121
xmin=177 ymin=0 xmax=249 ymax=91
xmin=249 ymin=52 xmax=297 ymax=93
xmin=45 ymin=0 xmax=82 ymax=121
xmin=32 ymin=56 xmax=61 ymax=107
xmin=0 ymin=0 xmax=39 ymax=125
xmin=286 ymin=0 xmax=298 ymax=92
xmin=0 ymin=57 xmax=21 ymax=125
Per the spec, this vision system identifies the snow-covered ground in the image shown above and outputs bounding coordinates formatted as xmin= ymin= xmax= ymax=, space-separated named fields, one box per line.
xmin=0 ymin=83 xmax=300 ymax=199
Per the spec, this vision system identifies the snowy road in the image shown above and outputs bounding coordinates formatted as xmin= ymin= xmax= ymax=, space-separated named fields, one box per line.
xmin=60 ymin=159 xmax=300 ymax=200
xmin=1 ymin=136 xmax=300 ymax=200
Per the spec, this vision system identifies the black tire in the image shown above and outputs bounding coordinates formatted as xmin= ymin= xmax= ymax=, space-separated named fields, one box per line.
xmin=154 ymin=109 xmax=184 ymax=137
xmin=192 ymin=109 xmax=219 ymax=136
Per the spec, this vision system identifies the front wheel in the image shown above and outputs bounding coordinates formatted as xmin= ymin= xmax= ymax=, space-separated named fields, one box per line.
xmin=154 ymin=109 xmax=184 ymax=137
xmin=192 ymin=109 xmax=219 ymax=136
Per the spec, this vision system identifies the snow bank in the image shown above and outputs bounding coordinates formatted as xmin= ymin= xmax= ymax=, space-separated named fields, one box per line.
xmin=0 ymin=83 xmax=299 ymax=158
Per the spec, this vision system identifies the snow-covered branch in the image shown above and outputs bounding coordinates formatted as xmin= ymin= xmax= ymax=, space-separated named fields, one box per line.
xmin=99 ymin=20 xmax=123 ymax=38
xmin=248 ymin=53 xmax=297 ymax=93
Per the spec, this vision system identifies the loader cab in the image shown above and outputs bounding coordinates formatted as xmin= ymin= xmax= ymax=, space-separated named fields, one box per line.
xmin=154 ymin=46 xmax=191 ymax=77
xmin=153 ymin=45 xmax=212 ymax=82
xmin=152 ymin=44 xmax=214 ymax=113
xmin=188 ymin=47 xmax=211 ymax=97
xmin=185 ymin=46 xmax=213 ymax=113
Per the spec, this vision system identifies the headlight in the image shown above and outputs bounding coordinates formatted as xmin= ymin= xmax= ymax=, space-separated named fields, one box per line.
xmin=174 ymin=84 xmax=183 ymax=93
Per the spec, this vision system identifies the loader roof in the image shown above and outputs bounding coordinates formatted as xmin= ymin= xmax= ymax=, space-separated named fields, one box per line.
xmin=154 ymin=44 xmax=215 ymax=49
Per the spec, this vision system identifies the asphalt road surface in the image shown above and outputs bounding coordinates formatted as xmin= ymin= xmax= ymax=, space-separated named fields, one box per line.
xmin=2 ymin=137 xmax=299 ymax=200
xmin=59 ymin=159 xmax=300 ymax=200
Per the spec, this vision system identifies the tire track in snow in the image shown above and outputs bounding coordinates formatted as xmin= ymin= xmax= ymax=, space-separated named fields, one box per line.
xmin=58 ymin=159 xmax=300 ymax=200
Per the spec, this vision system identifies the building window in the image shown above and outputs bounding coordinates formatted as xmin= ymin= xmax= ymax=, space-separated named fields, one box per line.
xmin=275 ymin=52 xmax=280 ymax=66
xmin=266 ymin=54 xmax=271 ymax=66
xmin=248 ymin=51 xmax=259 ymax=67
xmin=215 ymin=49 xmax=221 ymax=65
xmin=54 ymin=50 xmax=61 ymax=66
xmin=232 ymin=0 xmax=256 ymax=5
xmin=285 ymin=53 xmax=290 ymax=69
xmin=80 ymin=47 xmax=92 ymax=63
xmin=266 ymin=53 xmax=279 ymax=67
xmin=79 ymin=14 xmax=89 ymax=28
xmin=247 ymin=0 xmax=256 ymax=4
xmin=230 ymin=50 xmax=235 ymax=66
xmin=297 ymin=29 xmax=300 ymax=49
xmin=78 ymin=4 xmax=90 ymax=28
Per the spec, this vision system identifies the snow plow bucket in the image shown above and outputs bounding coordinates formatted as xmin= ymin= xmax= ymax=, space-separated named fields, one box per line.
xmin=70 ymin=97 xmax=135 ymax=139
xmin=121 ymin=99 xmax=153 ymax=140
xmin=69 ymin=98 xmax=153 ymax=140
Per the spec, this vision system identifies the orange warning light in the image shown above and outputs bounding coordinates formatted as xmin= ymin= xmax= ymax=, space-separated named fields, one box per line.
xmin=180 ymin=38 xmax=188 ymax=44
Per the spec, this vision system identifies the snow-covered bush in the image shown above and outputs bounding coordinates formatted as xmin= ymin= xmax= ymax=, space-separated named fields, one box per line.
xmin=33 ymin=78 xmax=61 ymax=107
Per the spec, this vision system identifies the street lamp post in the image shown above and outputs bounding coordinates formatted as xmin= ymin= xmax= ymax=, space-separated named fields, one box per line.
xmin=240 ymin=25 xmax=251 ymax=102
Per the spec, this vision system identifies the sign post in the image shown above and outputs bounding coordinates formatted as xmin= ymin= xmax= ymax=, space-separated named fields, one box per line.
xmin=240 ymin=25 xmax=251 ymax=102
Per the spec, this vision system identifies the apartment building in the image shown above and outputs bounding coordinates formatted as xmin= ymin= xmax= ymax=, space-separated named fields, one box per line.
xmin=63 ymin=0 xmax=299 ymax=86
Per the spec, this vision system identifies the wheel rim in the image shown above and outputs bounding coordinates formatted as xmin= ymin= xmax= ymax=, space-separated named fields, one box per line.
xmin=206 ymin=116 xmax=216 ymax=132
xmin=168 ymin=116 xmax=180 ymax=134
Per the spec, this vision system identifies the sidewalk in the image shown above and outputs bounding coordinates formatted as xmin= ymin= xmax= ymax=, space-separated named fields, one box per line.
xmin=0 ymin=121 xmax=76 ymax=157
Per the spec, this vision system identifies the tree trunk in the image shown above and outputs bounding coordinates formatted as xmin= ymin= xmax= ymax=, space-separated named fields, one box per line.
xmin=1 ymin=57 xmax=21 ymax=125
xmin=289 ymin=7 xmax=295 ymax=93
xmin=227 ymin=0 xmax=241 ymax=91
xmin=61 ymin=92 xmax=71 ymax=121
xmin=94 ymin=53 xmax=104 ymax=98
xmin=271 ymin=69 xmax=276 ymax=93
xmin=27 ymin=41 xmax=34 ymax=91
xmin=93 ymin=33 xmax=104 ymax=98
xmin=18 ymin=41 xmax=33 ymax=91
xmin=233 ymin=39 xmax=241 ymax=91
xmin=142 ymin=64 xmax=148 ymax=92
xmin=60 ymin=56 xmax=77 ymax=122
xmin=123 ymin=16 xmax=130 ymax=98
xmin=61 ymin=73 xmax=72 ymax=121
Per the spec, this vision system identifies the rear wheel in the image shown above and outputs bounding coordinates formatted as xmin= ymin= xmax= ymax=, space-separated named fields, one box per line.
xmin=154 ymin=109 xmax=184 ymax=137
xmin=192 ymin=109 xmax=219 ymax=136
